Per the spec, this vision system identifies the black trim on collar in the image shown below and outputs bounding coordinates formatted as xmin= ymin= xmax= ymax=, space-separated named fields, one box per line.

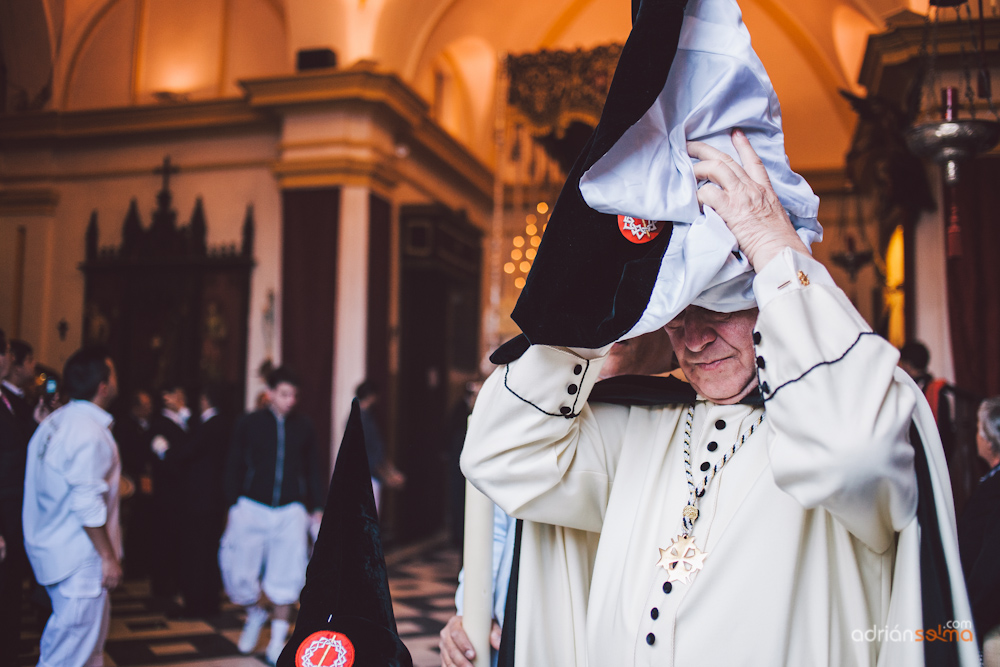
xmin=590 ymin=375 xmax=763 ymax=408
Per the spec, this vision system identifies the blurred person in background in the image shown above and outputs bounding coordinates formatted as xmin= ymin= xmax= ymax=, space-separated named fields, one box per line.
xmin=169 ymin=385 xmax=232 ymax=617
xmin=113 ymin=390 xmax=155 ymax=580
xmin=0 ymin=329 xmax=26 ymax=667
xmin=959 ymin=397 xmax=1000 ymax=665
xmin=355 ymin=380 xmax=405 ymax=517
xmin=148 ymin=384 xmax=189 ymax=605
xmin=2 ymin=339 xmax=39 ymax=436
xmin=22 ymin=347 xmax=122 ymax=667
xmin=220 ymin=367 xmax=324 ymax=664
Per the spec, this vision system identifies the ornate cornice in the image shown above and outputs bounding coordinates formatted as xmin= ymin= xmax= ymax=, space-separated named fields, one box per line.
xmin=859 ymin=14 xmax=1000 ymax=99
xmin=242 ymin=63 xmax=493 ymax=206
xmin=240 ymin=61 xmax=429 ymax=127
xmin=0 ymin=99 xmax=273 ymax=145
xmin=0 ymin=188 xmax=60 ymax=216
xmin=273 ymin=156 xmax=400 ymax=193
xmin=1 ymin=64 xmax=493 ymax=211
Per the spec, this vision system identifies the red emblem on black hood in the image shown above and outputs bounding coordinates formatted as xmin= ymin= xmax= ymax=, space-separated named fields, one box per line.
xmin=618 ymin=215 xmax=663 ymax=243
xmin=295 ymin=631 xmax=355 ymax=667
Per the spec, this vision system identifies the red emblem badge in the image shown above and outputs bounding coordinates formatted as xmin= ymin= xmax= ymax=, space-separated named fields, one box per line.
xmin=617 ymin=215 xmax=662 ymax=244
xmin=295 ymin=631 xmax=355 ymax=667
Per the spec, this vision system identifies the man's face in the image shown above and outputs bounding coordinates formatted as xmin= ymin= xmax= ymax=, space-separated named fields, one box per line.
xmin=899 ymin=360 xmax=921 ymax=380
xmin=268 ymin=382 xmax=298 ymax=416
xmin=102 ymin=359 xmax=119 ymax=406
xmin=162 ymin=388 xmax=186 ymax=413
xmin=0 ymin=344 xmax=12 ymax=381
xmin=12 ymin=353 xmax=35 ymax=387
xmin=978 ymin=415 xmax=998 ymax=466
xmin=132 ymin=392 xmax=153 ymax=421
xmin=665 ymin=306 xmax=759 ymax=404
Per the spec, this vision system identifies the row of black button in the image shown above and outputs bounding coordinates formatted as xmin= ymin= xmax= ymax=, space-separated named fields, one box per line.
xmin=697 ymin=420 xmax=728 ymax=472
xmin=644 ymin=580 xmax=675 ymax=646
xmin=754 ymin=330 xmax=771 ymax=397
xmin=561 ymin=364 xmax=585 ymax=416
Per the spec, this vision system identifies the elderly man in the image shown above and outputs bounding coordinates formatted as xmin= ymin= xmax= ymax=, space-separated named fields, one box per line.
xmin=461 ymin=130 xmax=974 ymax=665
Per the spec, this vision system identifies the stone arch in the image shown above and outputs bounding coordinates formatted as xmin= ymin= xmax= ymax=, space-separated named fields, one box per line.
xmin=427 ymin=35 xmax=496 ymax=150
xmin=1 ymin=0 xmax=56 ymax=112
xmin=59 ymin=0 xmax=288 ymax=110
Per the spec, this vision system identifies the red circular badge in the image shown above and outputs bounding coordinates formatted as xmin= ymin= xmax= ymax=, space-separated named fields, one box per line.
xmin=617 ymin=215 xmax=663 ymax=244
xmin=295 ymin=631 xmax=356 ymax=667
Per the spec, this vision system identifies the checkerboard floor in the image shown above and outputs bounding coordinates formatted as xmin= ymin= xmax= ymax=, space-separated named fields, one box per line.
xmin=16 ymin=545 xmax=460 ymax=667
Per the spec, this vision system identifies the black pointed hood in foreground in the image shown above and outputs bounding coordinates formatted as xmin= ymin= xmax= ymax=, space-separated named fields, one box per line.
xmin=277 ymin=399 xmax=412 ymax=667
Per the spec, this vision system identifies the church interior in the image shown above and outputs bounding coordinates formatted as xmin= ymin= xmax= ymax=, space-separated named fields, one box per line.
xmin=2 ymin=0 xmax=1000 ymax=664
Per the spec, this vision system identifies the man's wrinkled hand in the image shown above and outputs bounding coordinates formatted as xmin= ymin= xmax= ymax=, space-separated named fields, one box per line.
xmin=688 ymin=128 xmax=809 ymax=270
xmin=439 ymin=615 xmax=501 ymax=667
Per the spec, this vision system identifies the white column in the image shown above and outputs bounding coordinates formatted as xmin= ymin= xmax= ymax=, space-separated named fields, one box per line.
xmin=332 ymin=185 xmax=370 ymax=461
xmin=913 ymin=173 xmax=955 ymax=383
xmin=463 ymin=481 xmax=496 ymax=667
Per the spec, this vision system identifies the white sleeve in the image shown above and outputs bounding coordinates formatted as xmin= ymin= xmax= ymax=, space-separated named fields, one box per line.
xmin=461 ymin=345 xmax=628 ymax=533
xmin=753 ymin=248 xmax=918 ymax=553
xmin=61 ymin=425 xmax=114 ymax=529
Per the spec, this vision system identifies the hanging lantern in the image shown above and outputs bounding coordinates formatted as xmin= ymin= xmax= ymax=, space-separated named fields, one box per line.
xmin=904 ymin=0 xmax=1000 ymax=258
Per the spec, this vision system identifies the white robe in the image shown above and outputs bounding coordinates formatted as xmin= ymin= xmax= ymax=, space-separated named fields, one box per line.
xmin=462 ymin=249 xmax=978 ymax=666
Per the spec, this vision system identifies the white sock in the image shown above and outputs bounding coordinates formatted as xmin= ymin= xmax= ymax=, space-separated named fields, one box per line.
xmin=270 ymin=619 xmax=290 ymax=644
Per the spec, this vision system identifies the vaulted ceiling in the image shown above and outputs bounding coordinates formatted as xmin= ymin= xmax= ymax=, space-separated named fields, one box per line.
xmin=0 ymin=0 xmax=934 ymax=171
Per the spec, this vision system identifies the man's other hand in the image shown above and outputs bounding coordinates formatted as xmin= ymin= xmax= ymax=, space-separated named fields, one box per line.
xmin=439 ymin=615 xmax=501 ymax=667
xmin=102 ymin=556 xmax=123 ymax=590
xmin=0 ymin=534 xmax=6 ymax=563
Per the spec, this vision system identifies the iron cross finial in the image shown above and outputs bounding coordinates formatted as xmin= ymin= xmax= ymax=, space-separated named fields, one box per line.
xmin=154 ymin=156 xmax=180 ymax=194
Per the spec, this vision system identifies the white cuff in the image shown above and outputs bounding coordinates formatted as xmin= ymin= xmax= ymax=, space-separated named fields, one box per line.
xmin=70 ymin=482 xmax=110 ymax=528
xmin=752 ymin=246 xmax=836 ymax=310
xmin=504 ymin=345 xmax=608 ymax=417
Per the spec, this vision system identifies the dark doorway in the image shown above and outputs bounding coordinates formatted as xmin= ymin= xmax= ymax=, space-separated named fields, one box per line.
xmin=395 ymin=204 xmax=482 ymax=542
xmin=281 ymin=187 xmax=340 ymax=483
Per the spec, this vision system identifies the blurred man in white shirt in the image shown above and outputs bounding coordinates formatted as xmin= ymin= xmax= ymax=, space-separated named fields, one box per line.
xmin=23 ymin=347 xmax=121 ymax=667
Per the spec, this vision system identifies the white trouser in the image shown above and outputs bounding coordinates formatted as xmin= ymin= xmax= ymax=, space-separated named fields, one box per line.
xmin=39 ymin=559 xmax=110 ymax=667
xmin=219 ymin=497 xmax=309 ymax=606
